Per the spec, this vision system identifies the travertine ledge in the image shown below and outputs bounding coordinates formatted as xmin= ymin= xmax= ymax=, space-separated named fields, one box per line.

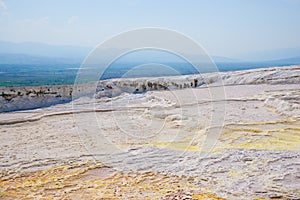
xmin=1 ymin=65 xmax=299 ymax=112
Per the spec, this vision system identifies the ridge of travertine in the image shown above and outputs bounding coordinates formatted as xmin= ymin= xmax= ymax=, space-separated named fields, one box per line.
xmin=1 ymin=65 xmax=299 ymax=112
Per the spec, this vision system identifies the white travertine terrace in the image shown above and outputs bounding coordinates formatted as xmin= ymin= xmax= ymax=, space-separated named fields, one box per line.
xmin=0 ymin=65 xmax=299 ymax=199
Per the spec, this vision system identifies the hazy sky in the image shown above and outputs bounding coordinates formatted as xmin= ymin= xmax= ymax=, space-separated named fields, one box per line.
xmin=0 ymin=0 xmax=299 ymax=57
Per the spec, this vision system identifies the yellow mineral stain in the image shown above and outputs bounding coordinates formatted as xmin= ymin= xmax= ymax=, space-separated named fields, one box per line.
xmin=216 ymin=119 xmax=300 ymax=151
xmin=110 ymin=119 xmax=300 ymax=154
xmin=229 ymin=170 xmax=244 ymax=177
xmin=192 ymin=193 xmax=226 ymax=200
xmin=0 ymin=161 xmax=224 ymax=200
xmin=148 ymin=119 xmax=300 ymax=153
xmin=222 ymin=127 xmax=300 ymax=151
xmin=234 ymin=118 xmax=299 ymax=126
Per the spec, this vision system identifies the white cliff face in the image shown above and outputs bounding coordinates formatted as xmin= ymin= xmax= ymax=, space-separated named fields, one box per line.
xmin=1 ymin=65 xmax=299 ymax=112
xmin=94 ymin=65 xmax=300 ymax=102
xmin=0 ymin=86 xmax=73 ymax=112
xmin=0 ymin=83 xmax=96 ymax=112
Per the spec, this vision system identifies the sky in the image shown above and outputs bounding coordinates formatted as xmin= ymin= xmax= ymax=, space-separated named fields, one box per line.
xmin=0 ymin=0 xmax=300 ymax=58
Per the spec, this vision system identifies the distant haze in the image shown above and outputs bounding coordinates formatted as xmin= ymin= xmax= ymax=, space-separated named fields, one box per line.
xmin=0 ymin=0 xmax=299 ymax=60
xmin=0 ymin=41 xmax=299 ymax=64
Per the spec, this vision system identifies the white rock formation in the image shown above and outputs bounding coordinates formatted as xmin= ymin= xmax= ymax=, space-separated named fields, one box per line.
xmin=1 ymin=65 xmax=299 ymax=112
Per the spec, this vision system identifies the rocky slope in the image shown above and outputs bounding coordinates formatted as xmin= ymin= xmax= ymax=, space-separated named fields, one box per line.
xmin=1 ymin=65 xmax=299 ymax=112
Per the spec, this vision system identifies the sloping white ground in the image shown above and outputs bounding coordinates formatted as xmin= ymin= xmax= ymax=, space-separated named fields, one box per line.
xmin=0 ymin=65 xmax=299 ymax=199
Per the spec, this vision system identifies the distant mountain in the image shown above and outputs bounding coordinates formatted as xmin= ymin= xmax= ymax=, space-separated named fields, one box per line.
xmin=0 ymin=53 xmax=82 ymax=65
xmin=0 ymin=41 xmax=299 ymax=66
xmin=262 ymin=56 xmax=300 ymax=65
xmin=0 ymin=41 xmax=245 ymax=64
xmin=211 ymin=56 xmax=243 ymax=63
xmin=237 ymin=47 xmax=300 ymax=61
xmin=111 ymin=50 xmax=233 ymax=64
xmin=0 ymin=41 xmax=91 ymax=59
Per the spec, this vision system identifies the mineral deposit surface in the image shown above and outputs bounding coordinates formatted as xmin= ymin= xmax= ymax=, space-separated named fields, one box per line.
xmin=0 ymin=66 xmax=299 ymax=199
